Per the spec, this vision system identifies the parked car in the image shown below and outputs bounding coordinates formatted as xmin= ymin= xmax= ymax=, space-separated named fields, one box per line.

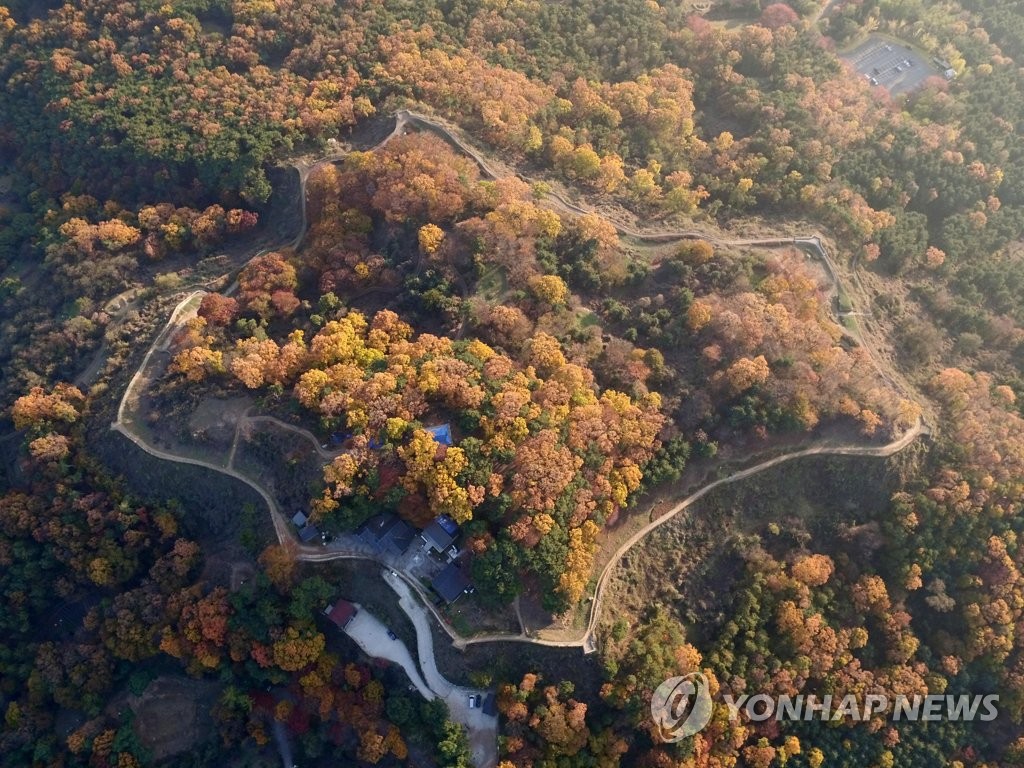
xmin=468 ymin=694 xmax=476 ymax=708
xmin=474 ymin=694 xmax=483 ymax=707
xmin=387 ymin=629 xmax=397 ymax=640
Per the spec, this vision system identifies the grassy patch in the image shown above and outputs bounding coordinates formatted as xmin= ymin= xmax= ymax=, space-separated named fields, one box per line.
xmin=838 ymin=288 xmax=854 ymax=313
xmin=597 ymin=451 xmax=916 ymax=642
xmin=474 ymin=266 xmax=507 ymax=301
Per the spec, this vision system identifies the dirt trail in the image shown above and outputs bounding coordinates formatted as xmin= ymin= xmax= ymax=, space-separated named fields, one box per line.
xmin=244 ymin=415 xmax=344 ymax=461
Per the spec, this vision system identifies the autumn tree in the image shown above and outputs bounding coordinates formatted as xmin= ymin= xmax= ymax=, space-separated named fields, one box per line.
xmin=399 ymin=429 xmax=482 ymax=524
xmin=418 ymin=223 xmax=445 ymax=255
xmin=760 ymin=3 xmax=801 ymax=29
xmin=529 ymin=274 xmax=570 ymax=307
xmin=170 ymin=346 xmax=225 ymax=382
xmin=12 ymin=383 xmax=85 ymax=431
xmin=345 ymin=134 xmax=480 ymax=224
xmin=198 ymin=294 xmax=241 ymax=327
xmin=237 ymin=252 xmax=299 ymax=319
xmin=259 ymin=541 xmax=299 ymax=592
xmin=28 ymin=433 xmax=71 ymax=463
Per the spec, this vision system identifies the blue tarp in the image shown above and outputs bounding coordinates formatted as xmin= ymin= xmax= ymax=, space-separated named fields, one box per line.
xmin=426 ymin=423 xmax=453 ymax=446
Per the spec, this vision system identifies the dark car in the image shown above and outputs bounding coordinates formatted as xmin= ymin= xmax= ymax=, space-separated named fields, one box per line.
xmin=387 ymin=629 xmax=398 ymax=640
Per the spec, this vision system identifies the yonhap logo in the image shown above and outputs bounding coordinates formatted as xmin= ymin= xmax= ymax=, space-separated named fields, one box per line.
xmin=650 ymin=678 xmax=1000 ymax=742
xmin=651 ymin=672 xmax=714 ymax=742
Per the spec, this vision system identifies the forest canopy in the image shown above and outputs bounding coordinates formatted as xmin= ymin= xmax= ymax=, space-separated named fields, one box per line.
xmin=4 ymin=0 xmax=1024 ymax=765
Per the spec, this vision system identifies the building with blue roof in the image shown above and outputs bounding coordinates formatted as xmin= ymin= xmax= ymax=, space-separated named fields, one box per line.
xmin=431 ymin=562 xmax=472 ymax=604
xmin=357 ymin=512 xmax=416 ymax=556
xmin=421 ymin=514 xmax=460 ymax=555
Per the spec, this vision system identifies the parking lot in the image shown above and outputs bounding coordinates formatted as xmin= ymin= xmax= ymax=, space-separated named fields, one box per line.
xmin=843 ymin=35 xmax=938 ymax=95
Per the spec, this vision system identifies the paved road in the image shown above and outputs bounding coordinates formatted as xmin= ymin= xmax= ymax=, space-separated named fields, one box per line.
xmin=342 ymin=607 xmax=434 ymax=700
xmin=383 ymin=571 xmax=497 ymax=768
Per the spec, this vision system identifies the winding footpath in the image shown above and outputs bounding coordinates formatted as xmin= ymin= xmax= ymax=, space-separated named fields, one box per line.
xmin=243 ymin=415 xmax=344 ymax=461
xmin=109 ymin=110 xmax=931 ymax=662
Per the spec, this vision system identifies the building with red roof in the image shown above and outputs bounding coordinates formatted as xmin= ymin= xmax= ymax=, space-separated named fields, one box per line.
xmin=324 ymin=599 xmax=357 ymax=629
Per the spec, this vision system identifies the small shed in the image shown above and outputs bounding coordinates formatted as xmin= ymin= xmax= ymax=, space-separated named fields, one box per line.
xmin=324 ymin=599 xmax=357 ymax=629
xmin=298 ymin=524 xmax=320 ymax=544
xmin=291 ymin=511 xmax=308 ymax=527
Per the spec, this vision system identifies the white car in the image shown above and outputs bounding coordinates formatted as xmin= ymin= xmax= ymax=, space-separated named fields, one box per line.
xmin=468 ymin=694 xmax=476 ymax=708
